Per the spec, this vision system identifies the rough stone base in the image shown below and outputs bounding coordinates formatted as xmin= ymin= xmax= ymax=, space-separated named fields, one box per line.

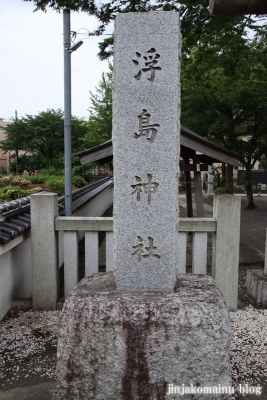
xmin=247 ymin=269 xmax=267 ymax=308
xmin=56 ymin=273 xmax=232 ymax=400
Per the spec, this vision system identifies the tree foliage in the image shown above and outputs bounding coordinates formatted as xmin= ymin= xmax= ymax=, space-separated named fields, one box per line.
xmin=25 ymin=0 xmax=260 ymax=60
xmin=0 ymin=109 xmax=87 ymax=174
xmin=83 ymin=63 xmax=113 ymax=148
xmin=181 ymin=18 xmax=267 ymax=208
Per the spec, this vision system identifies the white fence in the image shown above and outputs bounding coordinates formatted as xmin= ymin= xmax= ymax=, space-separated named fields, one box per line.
xmin=31 ymin=193 xmax=241 ymax=312
xmin=0 ymin=183 xmax=114 ymax=321
xmin=55 ymin=217 xmax=113 ymax=298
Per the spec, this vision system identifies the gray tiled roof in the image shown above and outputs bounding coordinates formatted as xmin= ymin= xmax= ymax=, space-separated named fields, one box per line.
xmin=0 ymin=177 xmax=113 ymax=245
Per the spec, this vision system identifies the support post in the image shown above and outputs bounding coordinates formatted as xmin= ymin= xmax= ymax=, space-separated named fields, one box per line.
xmin=85 ymin=232 xmax=99 ymax=276
xmin=31 ymin=193 xmax=58 ymax=310
xmin=207 ymin=165 xmax=214 ymax=194
xmin=194 ymin=157 xmax=204 ymax=217
xmin=106 ymin=232 xmax=113 ymax=272
xmin=264 ymin=226 xmax=267 ymax=276
xmin=64 ymin=231 xmax=79 ymax=299
xmin=184 ymin=157 xmax=193 ymax=217
xmin=192 ymin=232 xmax=207 ymax=274
xmin=212 ymin=194 xmax=241 ymax=311
xmin=176 ymin=232 xmax=187 ymax=274
xmin=63 ymin=8 xmax=72 ymax=216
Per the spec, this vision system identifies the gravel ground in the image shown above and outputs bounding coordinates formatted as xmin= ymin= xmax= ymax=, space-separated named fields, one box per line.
xmin=1 ymin=294 xmax=267 ymax=399
xmin=0 ymin=311 xmax=59 ymax=392
xmin=230 ymin=306 xmax=267 ymax=399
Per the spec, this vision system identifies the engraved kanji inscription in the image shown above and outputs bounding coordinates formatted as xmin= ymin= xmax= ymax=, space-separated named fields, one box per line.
xmin=134 ymin=109 xmax=159 ymax=143
xmin=131 ymin=174 xmax=159 ymax=204
xmin=132 ymin=48 xmax=161 ymax=82
xmin=132 ymin=236 xmax=160 ymax=262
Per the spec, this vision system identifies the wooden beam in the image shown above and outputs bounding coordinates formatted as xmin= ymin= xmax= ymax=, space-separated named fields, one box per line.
xmin=181 ymin=146 xmax=218 ymax=166
xmin=78 ymin=141 xmax=113 ymax=165
xmin=55 ymin=217 xmax=113 ymax=231
xmin=194 ymin=156 xmax=204 ymax=218
xmin=178 ymin=218 xmax=217 ymax=232
xmin=184 ymin=157 xmax=193 ymax=218
xmin=180 ymin=164 xmax=209 ymax=172
xmin=181 ymin=132 xmax=240 ymax=166
xmin=209 ymin=0 xmax=267 ymax=15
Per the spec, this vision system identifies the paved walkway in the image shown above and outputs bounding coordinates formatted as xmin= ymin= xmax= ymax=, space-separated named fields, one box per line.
xmin=179 ymin=194 xmax=267 ymax=265
xmin=0 ymin=382 xmax=55 ymax=400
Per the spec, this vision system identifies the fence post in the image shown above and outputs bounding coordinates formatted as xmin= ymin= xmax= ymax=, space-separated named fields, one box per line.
xmin=106 ymin=232 xmax=114 ymax=272
xmin=31 ymin=193 xmax=58 ymax=310
xmin=212 ymin=194 xmax=241 ymax=311
xmin=85 ymin=232 xmax=99 ymax=276
xmin=176 ymin=232 xmax=187 ymax=274
xmin=64 ymin=231 xmax=79 ymax=299
xmin=192 ymin=232 xmax=207 ymax=274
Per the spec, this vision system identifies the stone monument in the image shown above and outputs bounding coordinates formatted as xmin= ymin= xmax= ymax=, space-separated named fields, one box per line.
xmin=113 ymin=11 xmax=180 ymax=292
xmin=56 ymin=12 xmax=232 ymax=399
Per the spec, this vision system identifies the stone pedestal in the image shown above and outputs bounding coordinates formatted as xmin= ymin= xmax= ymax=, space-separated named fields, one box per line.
xmin=247 ymin=269 xmax=267 ymax=308
xmin=56 ymin=273 xmax=232 ymax=400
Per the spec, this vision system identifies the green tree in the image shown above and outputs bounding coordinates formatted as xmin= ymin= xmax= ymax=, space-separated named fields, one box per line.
xmin=83 ymin=63 xmax=113 ymax=148
xmin=181 ymin=22 xmax=267 ymax=208
xmin=0 ymin=109 xmax=87 ymax=173
xmin=8 ymin=154 xmax=46 ymax=175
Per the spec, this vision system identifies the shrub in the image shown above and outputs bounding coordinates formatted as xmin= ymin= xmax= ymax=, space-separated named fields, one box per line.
xmin=23 ymin=174 xmax=47 ymax=184
xmin=0 ymin=186 xmax=42 ymax=201
xmin=45 ymin=176 xmax=65 ymax=195
xmin=72 ymin=175 xmax=87 ymax=188
xmin=72 ymin=165 xmax=84 ymax=176
xmin=40 ymin=167 xmax=63 ymax=176
xmin=1 ymin=186 xmax=21 ymax=201
xmin=214 ymin=187 xmax=227 ymax=194
xmin=0 ymin=175 xmax=30 ymax=186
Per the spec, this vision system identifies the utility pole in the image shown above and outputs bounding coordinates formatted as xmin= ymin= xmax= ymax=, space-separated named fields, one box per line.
xmin=63 ymin=9 xmax=72 ymax=216
xmin=15 ymin=110 xmax=18 ymax=174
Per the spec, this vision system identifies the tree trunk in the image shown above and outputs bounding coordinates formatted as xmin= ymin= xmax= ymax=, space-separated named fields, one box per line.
xmin=16 ymin=148 xmax=19 ymax=175
xmin=244 ymin=165 xmax=256 ymax=209
xmin=221 ymin=163 xmax=226 ymax=188
xmin=225 ymin=164 xmax=233 ymax=194
xmin=246 ymin=183 xmax=255 ymax=209
xmin=209 ymin=0 xmax=267 ymax=15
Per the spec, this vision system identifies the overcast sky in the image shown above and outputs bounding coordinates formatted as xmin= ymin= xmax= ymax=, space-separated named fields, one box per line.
xmin=1 ymin=1 xmax=112 ymax=121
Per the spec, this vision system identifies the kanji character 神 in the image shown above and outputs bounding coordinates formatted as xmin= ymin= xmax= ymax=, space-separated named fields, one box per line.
xmin=131 ymin=174 xmax=159 ymax=204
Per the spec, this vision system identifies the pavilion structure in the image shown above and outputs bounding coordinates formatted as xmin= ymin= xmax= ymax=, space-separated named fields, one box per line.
xmin=77 ymin=126 xmax=242 ymax=217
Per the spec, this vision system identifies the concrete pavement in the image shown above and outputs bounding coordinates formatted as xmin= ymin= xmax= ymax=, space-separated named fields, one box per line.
xmin=179 ymin=194 xmax=266 ymax=265
xmin=0 ymin=382 xmax=55 ymax=400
